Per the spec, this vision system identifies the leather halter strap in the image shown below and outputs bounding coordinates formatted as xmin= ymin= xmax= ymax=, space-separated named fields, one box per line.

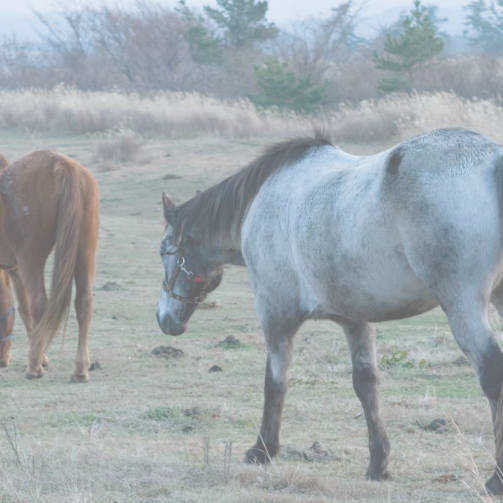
xmin=161 ymin=252 xmax=208 ymax=305
xmin=0 ymin=305 xmax=15 ymax=343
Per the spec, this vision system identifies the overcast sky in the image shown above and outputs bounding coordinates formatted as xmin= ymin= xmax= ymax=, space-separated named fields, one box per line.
xmin=0 ymin=0 xmax=466 ymax=38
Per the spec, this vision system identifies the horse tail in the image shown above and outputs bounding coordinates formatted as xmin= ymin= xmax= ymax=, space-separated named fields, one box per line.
xmin=33 ymin=160 xmax=83 ymax=352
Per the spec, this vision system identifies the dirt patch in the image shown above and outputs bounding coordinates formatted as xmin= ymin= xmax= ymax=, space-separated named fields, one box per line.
xmin=280 ymin=441 xmax=339 ymax=463
xmin=198 ymin=301 xmax=218 ymax=310
xmin=417 ymin=418 xmax=448 ymax=433
xmin=99 ymin=281 xmax=123 ymax=291
xmin=433 ymin=474 xmax=458 ymax=483
xmin=216 ymin=335 xmax=241 ymax=349
xmin=151 ymin=346 xmax=184 ymax=359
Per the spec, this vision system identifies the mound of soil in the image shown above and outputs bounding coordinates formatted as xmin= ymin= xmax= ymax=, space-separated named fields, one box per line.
xmin=417 ymin=418 xmax=448 ymax=433
xmin=280 ymin=441 xmax=339 ymax=463
xmin=151 ymin=346 xmax=184 ymax=359
xmin=216 ymin=335 xmax=241 ymax=348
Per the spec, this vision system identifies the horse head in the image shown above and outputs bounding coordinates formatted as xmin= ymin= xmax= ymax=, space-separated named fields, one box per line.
xmin=156 ymin=193 xmax=222 ymax=335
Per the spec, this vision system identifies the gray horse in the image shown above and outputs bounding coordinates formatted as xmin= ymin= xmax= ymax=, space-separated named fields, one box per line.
xmin=157 ymin=128 xmax=503 ymax=493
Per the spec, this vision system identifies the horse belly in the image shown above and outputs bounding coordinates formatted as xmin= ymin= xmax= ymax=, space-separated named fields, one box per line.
xmin=305 ymin=244 xmax=439 ymax=323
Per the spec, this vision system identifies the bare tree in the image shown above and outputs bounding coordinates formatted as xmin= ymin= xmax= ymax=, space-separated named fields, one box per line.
xmin=274 ymin=1 xmax=366 ymax=79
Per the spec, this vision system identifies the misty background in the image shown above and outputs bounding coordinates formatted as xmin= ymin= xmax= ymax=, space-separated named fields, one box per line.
xmin=0 ymin=0 xmax=497 ymax=107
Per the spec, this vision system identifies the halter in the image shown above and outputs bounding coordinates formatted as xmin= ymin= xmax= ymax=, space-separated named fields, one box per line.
xmin=161 ymin=251 xmax=208 ymax=305
xmin=0 ymin=305 xmax=15 ymax=343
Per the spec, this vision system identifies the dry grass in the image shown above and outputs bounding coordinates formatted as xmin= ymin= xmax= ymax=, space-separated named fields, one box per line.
xmin=2 ymin=87 xmax=503 ymax=145
xmin=92 ymin=129 xmax=144 ymax=166
xmin=0 ymin=133 xmax=501 ymax=502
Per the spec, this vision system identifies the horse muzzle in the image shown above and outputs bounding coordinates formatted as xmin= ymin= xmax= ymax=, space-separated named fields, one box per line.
xmin=156 ymin=310 xmax=186 ymax=336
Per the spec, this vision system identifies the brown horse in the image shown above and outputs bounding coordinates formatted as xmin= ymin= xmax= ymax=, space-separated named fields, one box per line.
xmin=0 ymin=151 xmax=99 ymax=381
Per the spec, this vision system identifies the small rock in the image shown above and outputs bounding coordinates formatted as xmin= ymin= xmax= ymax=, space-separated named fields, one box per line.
xmin=89 ymin=361 xmax=102 ymax=371
xmin=151 ymin=346 xmax=184 ymax=359
xmin=111 ymin=315 xmax=119 ymax=320
xmin=217 ymin=336 xmax=241 ymax=348
xmin=162 ymin=173 xmax=180 ymax=180
xmin=183 ymin=407 xmax=202 ymax=418
xmin=182 ymin=425 xmax=193 ymax=433
xmin=99 ymin=281 xmax=122 ymax=291
xmin=209 ymin=365 xmax=223 ymax=373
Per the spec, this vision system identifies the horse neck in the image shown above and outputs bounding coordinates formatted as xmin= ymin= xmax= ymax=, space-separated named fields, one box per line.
xmin=181 ymin=198 xmax=245 ymax=266
xmin=198 ymin=229 xmax=245 ymax=267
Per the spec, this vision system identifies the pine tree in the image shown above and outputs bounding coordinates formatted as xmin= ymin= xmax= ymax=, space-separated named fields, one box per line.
xmin=373 ymin=0 xmax=444 ymax=93
xmin=252 ymin=59 xmax=327 ymax=114
xmin=176 ymin=0 xmax=222 ymax=64
xmin=465 ymin=0 xmax=503 ymax=54
xmin=203 ymin=0 xmax=277 ymax=49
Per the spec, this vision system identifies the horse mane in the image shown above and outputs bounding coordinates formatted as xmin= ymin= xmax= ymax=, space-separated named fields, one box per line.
xmin=177 ymin=132 xmax=333 ymax=247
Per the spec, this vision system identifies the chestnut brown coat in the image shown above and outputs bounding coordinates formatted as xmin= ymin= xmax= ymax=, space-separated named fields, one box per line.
xmin=0 ymin=150 xmax=99 ymax=381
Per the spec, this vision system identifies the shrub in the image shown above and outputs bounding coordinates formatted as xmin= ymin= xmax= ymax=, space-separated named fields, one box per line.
xmin=92 ymin=130 xmax=144 ymax=164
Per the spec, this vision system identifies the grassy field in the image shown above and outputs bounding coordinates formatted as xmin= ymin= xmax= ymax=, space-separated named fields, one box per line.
xmin=0 ymin=131 xmax=499 ymax=502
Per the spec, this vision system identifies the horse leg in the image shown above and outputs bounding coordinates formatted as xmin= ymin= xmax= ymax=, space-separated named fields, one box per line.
xmin=342 ymin=320 xmax=390 ymax=480
xmin=245 ymin=315 xmax=300 ymax=464
xmin=0 ymin=272 xmax=14 ymax=367
xmin=8 ymin=269 xmax=51 ymax=369
xmin=70 ymin=251 xmax=95 ymax=383
xmin=442 ymin=298 xmax=503 ymax=494
xmin=15 ymin=259 xmax=48 ymax=379
xmin=9 ymin=270 xmax=33 ymax=333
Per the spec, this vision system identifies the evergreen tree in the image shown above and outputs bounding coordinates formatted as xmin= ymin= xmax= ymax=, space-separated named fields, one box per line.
xmin=252 ymin=58 xmax=327 ymax=114
xmin=373 ymin=0 xmax=444 ymax=93
xmin=176 ymin=0 xmax=222 ymax=64
xmin=203 ymin=0 xmax=277 ymax=49
xmin=465 ymin=0 xmax=503 ymax=54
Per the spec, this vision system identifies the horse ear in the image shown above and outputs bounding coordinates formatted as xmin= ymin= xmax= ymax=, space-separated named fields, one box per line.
xmin=162 ymin=192 xmax=177 ymax=225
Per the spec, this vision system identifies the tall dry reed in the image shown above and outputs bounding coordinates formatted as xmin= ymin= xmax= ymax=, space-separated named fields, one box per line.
xmin=2 ymin=86 xmax=503 ymax=144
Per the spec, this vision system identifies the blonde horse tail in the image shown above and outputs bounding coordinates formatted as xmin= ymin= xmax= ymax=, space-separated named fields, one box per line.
xmin=33 ymin=161 xmax=83 ymax=353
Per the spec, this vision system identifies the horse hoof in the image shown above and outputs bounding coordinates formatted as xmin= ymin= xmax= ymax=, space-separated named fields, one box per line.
xmin=70 ymin=373 xmax=89 ymax=383
xmin=245 ymin=446 xmax=270 ymax=465
xmin=485 ymin=472 xmax=503 ymax=495
xmin=366 ymin=468 xmax=391 ymax=481
xmin=25 ymin=370 xmax=43 ymax=379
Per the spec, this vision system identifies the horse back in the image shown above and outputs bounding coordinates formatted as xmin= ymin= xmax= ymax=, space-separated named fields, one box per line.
xmin=0 ymin=150 xmax=98 ymax=252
